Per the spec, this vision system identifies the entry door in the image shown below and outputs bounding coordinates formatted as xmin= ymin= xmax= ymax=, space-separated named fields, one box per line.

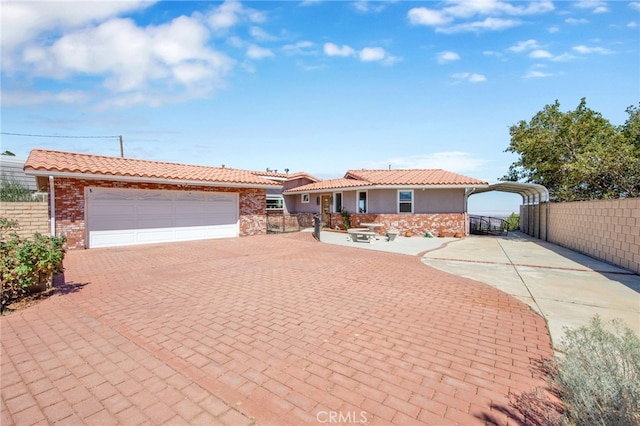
xmin=321 ymin=195 xmax=331 ymax=226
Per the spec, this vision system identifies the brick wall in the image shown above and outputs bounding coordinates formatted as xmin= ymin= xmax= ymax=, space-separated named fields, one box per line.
xmin=50 ymin=178 xmax=267 ymax=250
xmin=546 ymin=198 xmax=640 ymax=274
xmin=0 ymin=202 xmax=50 ymax=238
xmin=328 ymin=212 xmax=468 ymax=237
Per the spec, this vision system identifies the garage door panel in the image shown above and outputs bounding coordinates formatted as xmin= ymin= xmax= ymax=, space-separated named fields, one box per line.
xmin=90 ymin=230 xmax=136 ymax=247
xmin=87 ymin=188 xmax=239 ymax=248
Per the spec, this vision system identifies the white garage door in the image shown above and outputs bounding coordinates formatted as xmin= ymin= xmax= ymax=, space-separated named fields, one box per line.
xmin=87 ymin=188 xmax=239 ymax=248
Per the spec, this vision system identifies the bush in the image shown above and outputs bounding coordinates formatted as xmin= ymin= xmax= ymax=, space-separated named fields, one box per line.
xmin=554 ymin=316 xmax=640 ymax=425
xmin=1 ymin=218 xmax=66 ymax=312
xmin=512 ymin=316 xmax=640 ymax=425
xmin=340 ymin=208 xmax=351 ymax=230
xmin=505 ymin=212 xmax=520 ymax=231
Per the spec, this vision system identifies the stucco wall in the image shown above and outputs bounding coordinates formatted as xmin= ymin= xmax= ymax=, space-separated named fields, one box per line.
xmin=288 ymin=188 xmax=466 ymax=215
xmin=48 ymin=178 xmax=267 ymax=250
xmin=547 ymin=198 xmax=640 ymax=274
xmin=0 ymin=202 xmax=49 ymax=238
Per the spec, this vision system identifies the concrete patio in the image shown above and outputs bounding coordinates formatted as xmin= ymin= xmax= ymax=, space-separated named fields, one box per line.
xmin=2 ymin=233 xmax=553 ymax=425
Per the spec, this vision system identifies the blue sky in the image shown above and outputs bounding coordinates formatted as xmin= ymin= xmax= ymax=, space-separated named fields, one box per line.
xmin=1 ymin=0 xmax=639 ymax=215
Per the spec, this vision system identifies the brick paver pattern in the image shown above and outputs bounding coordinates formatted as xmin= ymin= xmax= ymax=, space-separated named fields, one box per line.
xmin=1 ymin=233 xmax=554 ymax=425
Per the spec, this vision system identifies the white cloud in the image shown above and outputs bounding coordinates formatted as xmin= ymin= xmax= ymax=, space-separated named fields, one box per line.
xmin=0 ymin=0 xmax=153 ymax=54
xmin=548 ymin=26 xmax=560 ymax=33
xmin=574 ymin=0 xmax=609 ymax=13
xmin=523 ymin=70 xmax=553 ymax=78
xmin=408 ymin=1 xmax=553 ymax=33
xmin=206 ymin=0 xmax=265 ymax=33
xmin=437 ymin=51 xmax=461 ymax=64
xmin=565 ymin=17 xmax=589 ymax=24
xmin=373 ymin=152 xmax=487 ymax=174
xmin=408 ymin=7 xmax=453 ymax=26
xmin=508 ymin=39 xmax=539 ymax=52
xmin=443 ymin=0 xmax=553 ymax=18
xmin=10 ymin=14 xmax=233 ymax=107
xmin=572 ymin=45 xmax=613 ymax=54
xmin=628 ymin=21 xmax=638 ymax=28
xmin=323 ymin=43 xmax=356 ymax=57
xmin=246 ymin=44 xmax=274 ymax=59
xmin=630 ymin=2 xmax=640 ymax=12
xmin=437 ymin=17 xmax=521 ymax=34
xmin=529 ymin=49 xmax=553 ymax=59
xmin=1 ymin=90 xmax=90 ymax=106
xmin=249 ymin=26 xmax=277 ymax=42
xmin=359 ymin=47 xmax=386 ymax=62
xmin=352 ymin=1 xmax=388 ymax=14
xmin=359 ymin=47 xmax=401 ymax=65
xmin=452 ymin=72 xmax=487 ymax=83
xmin=282 ymin=41 xmax=316 ymax=56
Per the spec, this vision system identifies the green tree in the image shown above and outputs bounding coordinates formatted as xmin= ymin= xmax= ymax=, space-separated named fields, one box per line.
xmin=502 ymin=98 xmax=640 ymax=201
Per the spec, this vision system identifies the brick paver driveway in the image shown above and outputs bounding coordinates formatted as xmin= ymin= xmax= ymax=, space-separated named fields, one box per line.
xmin=1 ymin=233 xmax=553 ymax=425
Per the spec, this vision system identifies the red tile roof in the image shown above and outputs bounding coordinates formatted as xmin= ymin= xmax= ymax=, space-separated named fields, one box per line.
xmin=253 ymin=170 xmax=320 ymax=183
xmin=346 ymin=169 xmax=487 ymax=186
xmin=24 ymin=149 xmax=280 ymax=187
xmin=284 ymin=169 xmax=487 ymax=193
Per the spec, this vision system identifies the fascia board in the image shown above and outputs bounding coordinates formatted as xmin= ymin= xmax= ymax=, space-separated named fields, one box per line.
xmin=24 ymin=170 xmax=281 ymax=189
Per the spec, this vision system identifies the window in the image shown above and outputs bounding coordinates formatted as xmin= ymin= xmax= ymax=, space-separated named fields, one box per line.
xmin=334 ymin=192 xmax=343 ymax=213
xmin=301 ymin=194 xmax=310 ymax=203
xmin=398 ymin=190 xmax=413 ymax=213
xmin=358 ymin=191 xmax=367 ymax=213
xmin=266 ymin=195 xmax=284 ymax=210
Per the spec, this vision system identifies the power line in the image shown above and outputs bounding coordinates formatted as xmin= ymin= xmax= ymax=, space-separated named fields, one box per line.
xmin=1 ymin=132 xmax=119 ymax=139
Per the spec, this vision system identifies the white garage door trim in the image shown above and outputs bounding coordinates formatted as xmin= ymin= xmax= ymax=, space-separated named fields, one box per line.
xmin=86 ymin=187 xmax=239 ymax=248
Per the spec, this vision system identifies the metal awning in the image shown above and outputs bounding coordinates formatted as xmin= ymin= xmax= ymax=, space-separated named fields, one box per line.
xmin=469 ymin=182 xmax=549 ymax=205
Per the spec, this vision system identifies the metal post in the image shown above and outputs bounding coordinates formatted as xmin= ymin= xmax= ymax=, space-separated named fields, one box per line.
xmin=313 ymin=214 xmax=321 ymax=240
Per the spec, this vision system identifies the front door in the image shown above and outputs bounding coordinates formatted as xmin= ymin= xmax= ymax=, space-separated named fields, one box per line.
xmin=321 ymin=195 xmax=331 ymax=227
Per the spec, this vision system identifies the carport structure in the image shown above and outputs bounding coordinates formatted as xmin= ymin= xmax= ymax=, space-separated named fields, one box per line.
xmin=469 ymin=182 xmax=550 ymax=240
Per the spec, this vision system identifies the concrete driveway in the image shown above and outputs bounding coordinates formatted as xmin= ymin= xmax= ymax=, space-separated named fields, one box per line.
xmin=2 ymin=233 xmax=552 ymax=425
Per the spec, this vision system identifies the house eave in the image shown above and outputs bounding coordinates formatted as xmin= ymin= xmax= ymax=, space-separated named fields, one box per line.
xmin=283 ymin=184 xmax=488 ymax=194
xmin=24 ymin=170 xmax=281 ymax=189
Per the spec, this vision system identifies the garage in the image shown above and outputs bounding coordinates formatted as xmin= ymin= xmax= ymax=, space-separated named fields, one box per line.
xmin=86 ymin=187 xmax=239 ymax=248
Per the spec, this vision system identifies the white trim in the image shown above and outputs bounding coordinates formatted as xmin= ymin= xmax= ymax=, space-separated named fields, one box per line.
xmin=49 ymin=176 xmax=55 ymax=236
xmin=301 ymin=193 xmax=310 ymax=203
xmin=24 ymin=170 xmax=279 ymax=189
xmin=397 ymin=189 xmax=414 ymax=214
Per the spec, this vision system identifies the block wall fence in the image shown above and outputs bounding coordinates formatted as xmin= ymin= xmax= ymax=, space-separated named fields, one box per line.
xmin=0 ymin=202 xmax=50 ymax=238
xmin=521 ymin=198 xmax=640 ymax=274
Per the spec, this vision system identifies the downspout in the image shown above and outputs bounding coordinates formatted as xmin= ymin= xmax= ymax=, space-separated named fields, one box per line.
xmin=465 ymin=188 xmax=476 ymax=236
xmin=49 ymin=176 xmax=56 ymax=236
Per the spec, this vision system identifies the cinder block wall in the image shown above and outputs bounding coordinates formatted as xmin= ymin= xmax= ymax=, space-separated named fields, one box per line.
xmin=0 ymin=202 xmax=50 ymax=238
xmin=546 ymin=198 xmax=640 ymax=274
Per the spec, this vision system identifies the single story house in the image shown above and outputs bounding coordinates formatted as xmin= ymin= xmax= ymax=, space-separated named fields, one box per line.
xmin=23 ymin=149 xmax=281 ymax=249
xmin=282 ymin=169 xmax=489 ymax=237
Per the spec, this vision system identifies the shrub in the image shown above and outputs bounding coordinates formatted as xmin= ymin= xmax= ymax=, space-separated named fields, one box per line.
xmin=505 ymin=212 xmax=520 ymax=231
xmin=340 ymin=208 xmax=351 ymax=230
xmin=510 ymin=316 xmax=639 ymax=426
xmin=1 ymin=219 xmax=66 ymax=312
xmin=554 ymin=315 xmax=640 ymax=425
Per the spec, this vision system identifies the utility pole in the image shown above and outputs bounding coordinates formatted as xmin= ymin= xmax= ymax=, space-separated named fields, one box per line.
xmin=119 ymin=135 xmax=124 ymax=157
